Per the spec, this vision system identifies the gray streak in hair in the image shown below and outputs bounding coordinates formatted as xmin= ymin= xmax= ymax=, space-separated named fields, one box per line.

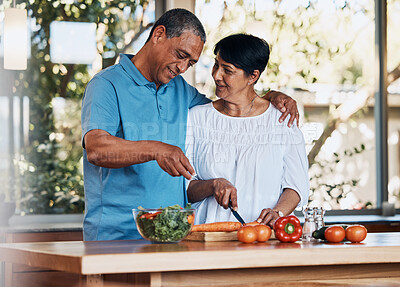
xmin=146 ymin=8 xmax=206 ymax=43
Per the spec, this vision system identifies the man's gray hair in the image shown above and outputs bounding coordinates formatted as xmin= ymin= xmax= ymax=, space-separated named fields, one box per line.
xmin=146 ymin=8 xmax=206 ymax=43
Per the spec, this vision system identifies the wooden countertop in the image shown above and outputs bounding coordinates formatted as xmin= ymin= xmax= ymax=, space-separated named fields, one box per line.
xmin=1 ymin=232 xmax=400 ymax=275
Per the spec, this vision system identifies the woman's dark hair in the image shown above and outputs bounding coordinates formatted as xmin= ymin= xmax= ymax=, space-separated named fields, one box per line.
xmin=214 ymin=34 xmax=270 ymax=82
xmin=146 ymin=8 xmax=206 ymax=43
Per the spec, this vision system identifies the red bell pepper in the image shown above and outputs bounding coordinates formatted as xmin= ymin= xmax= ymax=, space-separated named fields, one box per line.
xmin=274 ymin=215 xmax=302 ymax=243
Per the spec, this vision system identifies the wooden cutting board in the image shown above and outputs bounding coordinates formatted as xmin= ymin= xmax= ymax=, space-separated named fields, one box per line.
xmin=185 ymin=231 xmax=238 ymax=242
xmin=185 ymin=230 xmax=276 ymax=242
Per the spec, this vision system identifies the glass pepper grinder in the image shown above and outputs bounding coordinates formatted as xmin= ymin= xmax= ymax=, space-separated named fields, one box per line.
xmin=302 ymin=207 xmax=317 ymax=242
xmin=313 ymin=207 xmax=325 ymax=230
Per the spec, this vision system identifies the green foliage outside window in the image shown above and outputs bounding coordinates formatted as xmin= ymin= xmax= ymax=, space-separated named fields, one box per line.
xmin=2 ymin=0 xmax=152 ymax=214
xmin=2 ymin=0 xmax=400 ymax=214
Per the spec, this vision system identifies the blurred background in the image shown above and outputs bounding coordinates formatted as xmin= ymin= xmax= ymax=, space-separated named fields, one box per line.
xmin=0 ymin=0 xmax=399 ymax=217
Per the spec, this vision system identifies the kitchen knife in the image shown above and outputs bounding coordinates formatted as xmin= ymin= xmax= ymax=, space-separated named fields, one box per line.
xmin=228 ymin=202 xmax=246 ymax=225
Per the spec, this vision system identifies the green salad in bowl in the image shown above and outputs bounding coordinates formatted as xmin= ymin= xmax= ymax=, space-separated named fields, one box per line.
xmin=132 ymin=204 xmax=195 ymax=243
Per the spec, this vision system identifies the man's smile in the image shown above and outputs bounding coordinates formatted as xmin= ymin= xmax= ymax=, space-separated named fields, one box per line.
xmin=168 ymin=67 xmax=178 ymax=77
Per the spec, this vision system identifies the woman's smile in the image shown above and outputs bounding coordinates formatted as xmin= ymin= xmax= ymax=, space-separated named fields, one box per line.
xmin=215 ymin=82 xmax=228 ymax=97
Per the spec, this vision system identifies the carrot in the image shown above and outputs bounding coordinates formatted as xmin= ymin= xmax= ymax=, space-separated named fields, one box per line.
xmin=146 ymin=211 xmax=162 ymax=219
xmin=191 ymin=221 xmax=242 ymax=232
xmin=245 ymin=221 xmax=261 ymax=226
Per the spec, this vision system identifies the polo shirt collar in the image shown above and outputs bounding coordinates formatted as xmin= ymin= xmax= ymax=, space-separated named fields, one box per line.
xmin=119 ymin=53 xmax=152 ymax=87
xmin=119 ymin=54 xmax=171 ymax=91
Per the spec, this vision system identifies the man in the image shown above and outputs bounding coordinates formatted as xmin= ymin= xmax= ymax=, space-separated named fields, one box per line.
xmin=81 ymin=8 xmax=299 ymax=240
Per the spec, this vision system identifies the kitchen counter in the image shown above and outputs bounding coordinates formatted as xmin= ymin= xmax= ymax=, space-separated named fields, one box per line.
xmin=1 ymin=213 xmax=398 ymax=234
xmin=1 ymin=214 xmax=83 ymax=233
xmin=0 ymin=217 xmax=84 ymax=287
xmin=1 ymin=232 xmax=400 ymax=286
xmin=0 ymin=222 xmax=82 ymax=234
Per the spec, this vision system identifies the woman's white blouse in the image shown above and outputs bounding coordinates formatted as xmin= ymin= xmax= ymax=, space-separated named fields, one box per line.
xmin=185 ymin=102 xmax=309 ymax=224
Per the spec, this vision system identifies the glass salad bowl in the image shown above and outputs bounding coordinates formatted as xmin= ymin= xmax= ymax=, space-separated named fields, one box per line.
xmin=132 ymin=205 xmax=195 ymax=243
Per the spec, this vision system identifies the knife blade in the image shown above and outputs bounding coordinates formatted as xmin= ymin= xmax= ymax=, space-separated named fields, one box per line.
xmin=228 ymin=202 xmax=246 ymax=225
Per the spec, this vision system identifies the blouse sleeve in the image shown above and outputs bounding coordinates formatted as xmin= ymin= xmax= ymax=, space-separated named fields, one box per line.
xmin=281 ymin=125 xmax=310 ymax=207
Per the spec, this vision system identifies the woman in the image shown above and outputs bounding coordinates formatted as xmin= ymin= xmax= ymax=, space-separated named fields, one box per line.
xmin=185 ymin=34 xmax=309 ymax=227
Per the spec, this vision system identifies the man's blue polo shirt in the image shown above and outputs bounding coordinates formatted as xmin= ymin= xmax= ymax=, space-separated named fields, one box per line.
xmin=81 ymin=54 xmax=210 ymax=241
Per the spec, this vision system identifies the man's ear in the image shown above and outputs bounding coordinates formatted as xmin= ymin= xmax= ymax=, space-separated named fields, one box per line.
xmin=151 ymin=25 xmax=167 ymax=43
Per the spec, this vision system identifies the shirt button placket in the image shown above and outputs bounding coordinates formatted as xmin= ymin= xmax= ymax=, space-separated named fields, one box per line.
xmin=156 ymin=92 xmax=166 ymax=119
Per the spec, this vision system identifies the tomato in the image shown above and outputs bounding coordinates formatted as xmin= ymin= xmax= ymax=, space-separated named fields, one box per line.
xmin=237 ymin=226 xmax=258 ymax=243
xmin=324 ymin=225 xmax=346 ymax=243
xmin=345 ymin=225 xmax=367 ymax=243
xmin=255 ymin=225 xmax=272 ymax=242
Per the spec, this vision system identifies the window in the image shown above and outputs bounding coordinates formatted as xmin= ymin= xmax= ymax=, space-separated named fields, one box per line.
xmin=0 ymin=0 xmax=155 ymax=215
xmin=195 ymin=0 xmax=397 ymax=212
xmin=387 ymin=0 xmax=400 ymax=209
